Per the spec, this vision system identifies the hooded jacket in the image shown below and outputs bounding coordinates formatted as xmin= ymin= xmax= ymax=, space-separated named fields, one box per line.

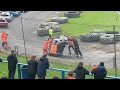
xmin=74 ymin=65 xmax=89 ymax=79
xmin=27 ymin=60 xmax=38 ymax=75
xmin=37 ymin=56 xmax=49 ymax=77
xmin=91 ymin=65 xmax=107 ymax=79
xmin=7 ymin=54 xmax=18 ymax=71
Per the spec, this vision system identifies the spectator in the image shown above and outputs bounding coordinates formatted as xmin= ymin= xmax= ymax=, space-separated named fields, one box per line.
xmin=37 ymin=54 xmax=49 ymax=79
xmin=53 ymin=76 xmax=59 ymax=79
xmin=91 ymin=62 xmax=107 ymax=79
xmin=7 ymin=50 xmax=18 ymax=79
xmin=74 ymin=62 xmax=89 ymax=79
xmin=27 ymin=55 xmax=38 ymax=79
xmin=66 ymin=70 xmax=75 ymax=79
xmin=91 ymin=63 xmax=97 ymax=70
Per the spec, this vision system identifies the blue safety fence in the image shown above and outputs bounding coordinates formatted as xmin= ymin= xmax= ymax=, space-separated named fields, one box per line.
xmin=2 ymin=61 xmax=120 ymax=79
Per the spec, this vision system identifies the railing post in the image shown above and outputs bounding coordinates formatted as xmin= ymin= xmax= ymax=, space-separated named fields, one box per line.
xmin=17 ymin=64 xmax=21 ymax=79
xmin=61 ymin=71 xmax=65 ymax=79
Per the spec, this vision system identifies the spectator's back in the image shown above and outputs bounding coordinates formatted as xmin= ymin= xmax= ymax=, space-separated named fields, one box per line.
xmin=27 ymin=60 xmax=38 ymax=76
xmin=91 ymin=62 xmax=107 ymax=79
xmin=37 ymin=55 xmax=49 ymax=79
xmin=74 ymin=62 xmax=89 ymax=79
xmin=7 ymin=54 xmax=18 ymax=71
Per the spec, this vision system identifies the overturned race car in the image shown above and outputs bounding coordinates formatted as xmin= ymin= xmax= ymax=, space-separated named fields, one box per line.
xmin=48 ymin=35 xmax=68 ymax=57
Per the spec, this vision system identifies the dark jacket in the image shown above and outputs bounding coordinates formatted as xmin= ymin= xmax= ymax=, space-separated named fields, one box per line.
xmin=91 ymin=65 xmax=107 ymax=79
xmin=27 ymin=60 xmax=38 ymax=75
xmin=72 ymin=38 xmax=80 ymax=49
xmin=37 ymin=57 xmax=49 ymax=77
xmin=57 ymin=42 xmax=63 ymax=53
xmin=74 ymin=65 xmax=89 ymax=79
xmin=72 ymin=38 xmax=78 ymax=46
xmin=7 ymin=54 xmax=18 ymax=71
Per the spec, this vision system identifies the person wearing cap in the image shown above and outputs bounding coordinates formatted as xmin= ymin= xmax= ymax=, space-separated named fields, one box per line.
xmin=66 ymin=70 xmax=75 ymax=79
xmin=7 ymin=50 xmax=18 ymax=79
xmin=27 ymin=55 xmax=38 ymax=79
xmin=91 ymin=62 xmax=107 ymax=79
xmin=37 ymin=54 xmax=49 ymax=79
xmin=91 ymin=63 xmax=97 ymax=70
xmin=74 ymin=62 xmax=89 ymax=79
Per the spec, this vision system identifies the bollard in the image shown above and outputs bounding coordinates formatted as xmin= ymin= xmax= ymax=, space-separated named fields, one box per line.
xmin=14 ymin=46 xmax=18 ymax=55
xmin=61 ymin=71 xmax=65 ymax=79
xmin=17 ymin=64 xmax=21 ymax=79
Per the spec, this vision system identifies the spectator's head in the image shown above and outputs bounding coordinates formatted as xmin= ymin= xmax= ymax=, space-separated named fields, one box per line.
xmin=43 ymin=54 xmax=47 ymax=58
xmin=100 ymin=62 xmax=104 ymax=66
xmin=68 ymin=70 xmax=74 ymax=77
xmin=11 ymin=50 xmax=15 ymax=55
xmin=40 ymin=54 xmax=47 ymax=61
xmin=30 ymin=54 xmax=36 ymax=60
xmin=79 ymin=62 xmax=83 ymax=66
xmin=53 ymin=76 xmax=59 ymax=79
xmin=91 ymin=63 xmax=97 ymax=70
xmin=91 ymin=63 xmax=96 ymax=67
xmin=77 ymin=62 xmax=83 ymax=69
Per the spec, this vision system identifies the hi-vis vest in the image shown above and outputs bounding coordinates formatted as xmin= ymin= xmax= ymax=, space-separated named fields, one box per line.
xmin=43 ymin=40 xmax=49 ymax=50
xmin=1 ymin=31 xmax=7 ymax=42
xmin=50 ymin=44 xmax=57 ymax=54
xmin=49 ymin=29 xmax=53 ymax=36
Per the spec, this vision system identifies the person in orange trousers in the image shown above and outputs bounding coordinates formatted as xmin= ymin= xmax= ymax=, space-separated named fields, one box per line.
xmin=1 ymin=31 xmax=8 ymax=49
xmin=42 ymin=39 xmax=49 ymax=55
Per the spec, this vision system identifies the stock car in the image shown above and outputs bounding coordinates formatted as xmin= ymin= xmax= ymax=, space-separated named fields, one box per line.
xmin=48 ymin=35 xmax=68 ymax=57
xmin=8 ymin=11 xmax=21 ymax=17
xmin=0 ymin=12 xmax=13 ymax=22
xmin=0 ymin=18 xmax=8 ymax=27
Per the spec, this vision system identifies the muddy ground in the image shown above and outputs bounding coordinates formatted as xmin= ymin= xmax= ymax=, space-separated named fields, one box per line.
xmin=0 ymin=11 xmax=120 ymax=68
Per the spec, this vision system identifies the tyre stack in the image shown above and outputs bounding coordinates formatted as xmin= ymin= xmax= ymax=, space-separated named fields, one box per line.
xmin=99 ymin=34 xmax=114 ymax=44
xmin=37 ymin=22 xmax=62 ymax=36
xmin=64 ymin=11 xmax=80 ymax=18
xmin=80 ymin=30 xmax=120 ymax=44
xmin=50 ymin=17 xmax=68 ymax=24
xmin=80 ymin=33 xmax=101 ymax=42
xmin=115 ymin=34 xmax=120 ymax=41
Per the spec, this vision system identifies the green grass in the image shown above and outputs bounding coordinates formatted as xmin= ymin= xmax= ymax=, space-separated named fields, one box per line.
xmin=60 ymin=11 xmax=120 ymax=37
xmin=0 ymin=52 xmax=120 ymax=79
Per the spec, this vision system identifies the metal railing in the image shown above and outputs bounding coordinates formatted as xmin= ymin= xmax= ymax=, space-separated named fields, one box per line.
xmin=2 ymin=61 xmax=120 ymax=79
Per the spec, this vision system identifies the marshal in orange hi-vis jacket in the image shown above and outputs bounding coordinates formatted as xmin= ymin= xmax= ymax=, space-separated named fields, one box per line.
xmin=42 ymin=39 xmax=49 ymax=55
xmin=50 ymin=44 xmax=57 ymax=54
xmin=1 ymin=31 xmax=7 ymax=43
